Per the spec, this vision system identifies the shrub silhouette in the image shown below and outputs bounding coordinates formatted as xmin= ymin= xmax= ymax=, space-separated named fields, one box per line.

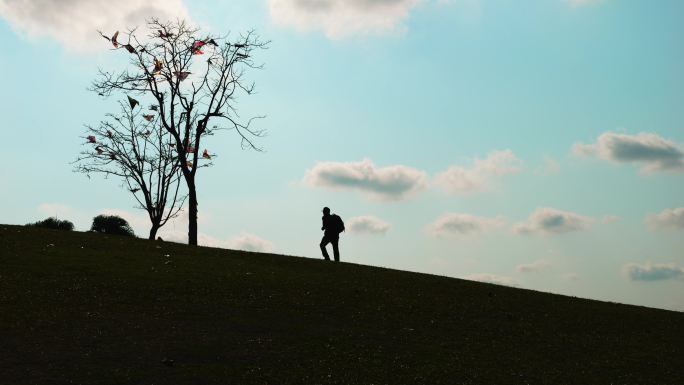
xmin=90 ymin=215 xmax=135 ymax=237
xmin=26 ymin=217 xmax=74 ymax=231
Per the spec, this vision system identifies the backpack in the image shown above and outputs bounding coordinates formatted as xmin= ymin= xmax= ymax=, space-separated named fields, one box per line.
xmin=331 ymin=214 xmax=345 ymax=234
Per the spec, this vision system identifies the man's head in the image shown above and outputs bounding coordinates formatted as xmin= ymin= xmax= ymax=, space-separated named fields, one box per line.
xmin=322 ymin=207 xmax=331 ymax=215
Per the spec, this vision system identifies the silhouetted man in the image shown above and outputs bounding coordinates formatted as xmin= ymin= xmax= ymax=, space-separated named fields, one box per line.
xmin=320 ymin=207 xmax=344 ymax=262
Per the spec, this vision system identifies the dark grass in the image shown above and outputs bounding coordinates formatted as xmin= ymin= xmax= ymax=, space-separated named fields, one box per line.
xmin=1 ymin=225 xmax=683 ymax=385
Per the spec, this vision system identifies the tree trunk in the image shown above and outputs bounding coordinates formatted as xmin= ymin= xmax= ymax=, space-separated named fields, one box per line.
xmin=187 ymin=180 xmax=198 ymax=246
xmin=148 ymin=222 xmax=160 ymax=240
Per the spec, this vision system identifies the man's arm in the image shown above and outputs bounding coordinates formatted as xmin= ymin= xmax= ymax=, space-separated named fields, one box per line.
xmin=321 ymin=217 xmax=325 ymax=231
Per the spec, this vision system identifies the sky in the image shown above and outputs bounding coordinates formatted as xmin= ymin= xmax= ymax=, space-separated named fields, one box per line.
xmin=1 ymin=0 xmax=683 ymax=311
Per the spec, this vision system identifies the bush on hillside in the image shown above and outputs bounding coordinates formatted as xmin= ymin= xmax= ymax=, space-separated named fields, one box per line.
xmin=90 ymin=215 xmax=135 ymax=237
xmin=26 ymin=217 xmax=75 ymax=231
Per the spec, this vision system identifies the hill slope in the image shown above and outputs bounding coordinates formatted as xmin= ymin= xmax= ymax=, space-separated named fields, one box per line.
xmin=1 ymin=225 xmax=682 ymax=384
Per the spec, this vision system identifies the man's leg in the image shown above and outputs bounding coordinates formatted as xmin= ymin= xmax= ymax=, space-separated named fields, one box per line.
xmin=332 ymin=237 xmax=340 ymax=262
xmin=320 ymin=236 xmax=331 ymax=261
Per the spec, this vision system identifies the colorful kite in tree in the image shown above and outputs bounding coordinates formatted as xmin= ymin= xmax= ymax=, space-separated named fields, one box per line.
xmin=95 ymin=146 xmax=104 ymax=155
xmin=186 ymin=146 xmax=196 ymax=153
xmin=174 ymin=71 xmax=191 ymax=81
xmin=111 ymin=31 xmax=119 ymax=48
xmin=158 ymin=30 xmax=174 ymax=38
xmin=106 ymin=130 xmax=113 ymax=138
xmin=192 ymin=40 xmax=206 ymax=55
xmin=143 ymin=114 xmax=154 ymax=122
xmin=202 ymin=149 xmax=211 ymax=160
xmin=151 ymin=59 xmax=163 ymax=75
xmin=128 ymin=96 xmax=139 ymax=110
xmin=87 ymin=135 xmax=97 ymax=144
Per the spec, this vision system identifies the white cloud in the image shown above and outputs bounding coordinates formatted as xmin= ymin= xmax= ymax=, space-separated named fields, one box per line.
xmin=572 ymin=132 xmax=684 ymax=173
xmin=516 ymin=259 xmax=551 ymax=273
xmin=563 ymin=272 xmax=579 ymax=281
xmin=463 ymin=273 xmax=518 ymax=287
xmin=268 ymin=0 xmax=422 ymax=39
xmin=624 ymin=262 xmax=684 ymax=282
xmin=646 ymin=208 xmax=684 ymax=231
xmin=304 ymin=159 xmax=427 ymax=201
xmin=434 ymin=150 xmax=521 ymax=194
xmin=0 ymin=0 xmax=190 ymax=51
xmin=571 ymin=143 xmax=595 ymax=157
xmin=602 ymin=215 xmax=620 ymax=224
xmin=37 ymin=203 xmax=77 ymax=219
xmin=347 ymin=216 xmax=391 ymax=235
xmin=161 ymin=230 xmax=274 ymax=253
xmin=160 ymin=230 xmax=212 ymax=245
xmin=513 ymin=208 xmax=593 ymax=236
xmin=428 ymin=213 xmax=504 ymax=237
xmin=225 ymin=232 xmax=274 ymax=253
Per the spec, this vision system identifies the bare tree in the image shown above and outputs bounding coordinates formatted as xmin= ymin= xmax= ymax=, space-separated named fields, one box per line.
xmin=74 ymin=100 xmax=186 ymax=240
xmin=91 ymin=19 xmax=267 ymax=245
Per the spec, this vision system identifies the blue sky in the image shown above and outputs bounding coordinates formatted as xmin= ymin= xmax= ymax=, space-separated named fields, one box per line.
xmin=1 ymin=0 xmax=683 ymax=311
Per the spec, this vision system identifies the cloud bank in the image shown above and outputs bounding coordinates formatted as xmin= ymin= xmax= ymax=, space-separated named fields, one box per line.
xmin=646 ymin=207 xmax=684 ymax=231
xmin=572 ymin=132 xmax=684 ymax=173
xmin=162 ymin=230 xmax=273 ymax=252
xmin=624 ymin=263 xmax=684 ymax=282
xmin=513 ymin=208 xmax=593 ymax=235
xmin=225 ymin=233 xmax=274 ymax=253
xmin=0 ymin=0 xmax=190 ymax=51
xmin=429 ymin=213 xmax=504 ymax=237
xmin=464 ymin=273 xmax=518 ymax=287
xmin=268 ymin=0 xmax=422 ymax=39
xmin=434 ymin=150 xmax=521 ymax=194
xmin=37 ymin=203 xmax=77 ymax=220
xmin=304 ymin=159 xmax=427 ymax=201
xmin=348 ymin=216 xmax=391 ymax=235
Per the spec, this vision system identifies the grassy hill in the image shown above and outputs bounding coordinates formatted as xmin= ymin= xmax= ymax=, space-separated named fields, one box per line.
xmin=1 ymin=225 xmax=682 ymax=385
